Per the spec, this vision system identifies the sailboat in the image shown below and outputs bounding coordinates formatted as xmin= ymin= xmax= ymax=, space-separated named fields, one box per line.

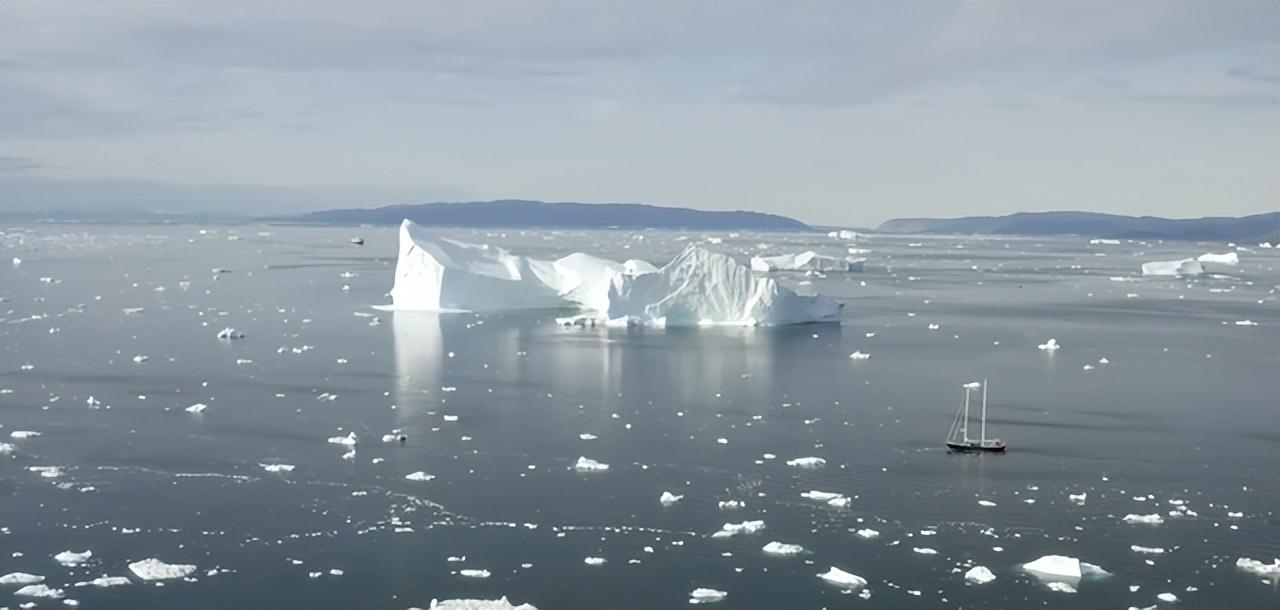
xmin=945 ymin=379 xmax=1006 ymax=452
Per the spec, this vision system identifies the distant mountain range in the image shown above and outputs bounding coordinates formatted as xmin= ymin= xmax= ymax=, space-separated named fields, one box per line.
xmin=877 ymin=211 xmax=1280 ymax=243
xmin=276 ymin=199 xmax=811 ymax=231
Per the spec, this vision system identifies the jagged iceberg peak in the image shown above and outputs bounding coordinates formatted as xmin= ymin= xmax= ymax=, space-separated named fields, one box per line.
xmin=387 ymin=219 xmax=841 ymax=326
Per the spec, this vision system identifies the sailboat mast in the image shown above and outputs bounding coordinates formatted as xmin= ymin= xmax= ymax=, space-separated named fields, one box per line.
xmin=980 ymin=378 xmax=988 ymax=442
xmin=962 ymin=386 xmax=970 ymax=441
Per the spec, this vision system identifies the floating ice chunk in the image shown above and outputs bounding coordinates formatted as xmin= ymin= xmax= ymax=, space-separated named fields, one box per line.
xmin=1124 ymin=513 xmax=1165 ymax=525
xmin=827 ymin=496 xmax=851 ymax=508
xmin=0 ymin=442 xmax=16 ymax=454
xmin=965 ymin=566 xmax=996 ymax=584
xmin=1047 ymin=582 xmax=1077 ymax=593
xmin=978 ymin=499 xmax=997 ymax=507
xmin=1038 ymin=338 xmax=1060 ymax=351
xmin=577 ymin=433 xmax=598 ymax=440
xmin=855 ymin=528 xmax=880 ymax=539
xmin=1236 ymin=557 xmax=1280 ymax=579
xmin=751 ymin=251 xmax=864 ymax=273
xmin=712 ymin=521 xmax=765 ymax=538
xmin=12 ymin=257 xmax=21 ymax=265
xmin=573 ymin=456 xmax=609 ymax=472
xmin=1090 ymin=239 xmax=1121 ymax=245
xmin=927 ymin=323 xmax=941 ymax=330
xmin=382 ymin=433 xmax=407 ymax=443
xmin=688 ymin=587 xmax=727 ymax=603
xmin=583 ymin=557 xmax=606 ymax=566
xmin=1023 ymin=555 xmax=1081 ymax=581
xmin=800 ymin=490 xmax=842 ymax=501
xmin=785 ymin=457 xmax=826 ymax=468
xmin=215 ymin=327 xmax=244 ymax=340
xmin=717 ymin=500 xmax=744 ymax=510
xmin=1068 ymin=492 xmax=1087 ymax=504
xmin=459 ymin=569 xmax=490 ymax=579
xmin=913 ymin=547 xmax=938 ymax=555
xmin=127 ymin=558 xmax=196 ymax=581
xmin=185 ymin=403 xmax=208 ymax=414
xmin=260 ymin=463 xmax=295 ymax=473
xmin=1131 ymin=546 xmax=1165 ymax=554
xmin=75 ymin=576 xmax=130 ymax=588
xmin=1156 ymin=592 xmax=1179 ymax=603
xmin=817 ymin=566 xmax=866 ymax=588
xmin=762 ymin=542 xmax=805 ymax=556
xmin=12 ymin=430 xmax=43 ymax=439
xmin=848 ymin=351 xmax=871 ymax=360
xmin=1234 ymin=320 xmax=1258 ymax=326
xmin=406 ymin=471 xmax=436 ymax=482
xmin=54 ymin=550 xmax=92 ymax=566
xmin=29 ymin=465 xmax=63 ymax=478
xmin=1141 ymin=259 xmax=1204 ymax=276
xmin=427 ymin=598 xmax=539 ymax=610
xmin=0 ymin=573 xmax=44 ymax=585
xmin=327 ymin=432 xmax=358 ymax=446
xmin=1197 ymin=252 xmax=1238 ymax=266
xmin=828 ymin=230 xmax=858 ymax=240
xmin=660 ymin=491 xmax=683 ymax=506
xmin=15 ymin=584 xmax=63 ymax=598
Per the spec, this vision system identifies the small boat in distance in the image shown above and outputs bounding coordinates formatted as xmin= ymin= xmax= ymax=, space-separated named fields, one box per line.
xmin=946 ymin=379 xmax=1006 ymax=452
xmin=350 ymin=237 xmax=365 ymax=246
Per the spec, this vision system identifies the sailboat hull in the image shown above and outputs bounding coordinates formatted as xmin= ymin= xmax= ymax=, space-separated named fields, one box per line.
xmin=946 ymin=440 xmax=1007 ymax=453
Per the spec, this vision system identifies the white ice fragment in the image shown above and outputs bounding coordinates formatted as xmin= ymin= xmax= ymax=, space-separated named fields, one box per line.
xmin=54 ymin=550 xmax=92 ymax=566
xmin=965 ymin=566 xmax=996 ymax=584
xmin=751 ymin=251 xmax=864 ymax=273
xmin=848 ymin=351 xmax=871 ymax=360
xmin=459 ymin=569 xmax=490 ymax=579
xmin=855 ymin=528 xmax=879 ymax=539
xmin=712 ymin=520 xmax=765 ymax=538
xmin=0 ymin=573 xmax=44 ymax=585
xmin=800 ymin=490 xmax=842 ymax=501
xmin=185 ymin=403 xmax=208 ymax=414
xmin=1157 ymin=592 xmax=1179 ymax=603
xmin=10 ymin=431 xmax=41 ymax=439
xmin=817 ymin=566 xmax=866 ymax=589
xmin=260 ymin=463 xmax=295 ymax=473
xmin=1196 ymin=251 xmax=1238 ymax=266
xmin=762 ymin=542 xmax=804 ymax=556
xmin=327 ymin=432 xmax=358 ymax=446
xmin=1131 ymin=545 xmax=1165 ymax=554
xmin=578 ymin=433 xmax=597 ymax=440
xmin=659 ymin=491 xmax=683 ymax=506
xmin=427 ymin=598 xmax=539 ymax=610
xmin=1023 ymin=555 xmax=1081 ymax=581
xmin=127 ymin=558 xmax=196 ymax=581
xmin=978 ymin=499 xmax=997 ymax=507
xmin=1047 ymin=582 xmax=1077 ymax=593
xmin=785 ymin=457 xmax=826 ymax=468
xmin=913 ymin=547 xmax=938 ymax=555
xmin=1038 ymin=338 xmax=1060 ymax=351
xmin=1234 ymin=319 xmax=1258 ymax=326
xmin=1141 ymin=259 xmax=1203 ymax=276
xmin=215 ymin=327 xmax=244 ymax=340
xmin=688 ymin=587 xmax=728 ymax=603
xmin=573 ymin=456 xmax=609 ymax=472
xmin=1124 ymin=513 xmax=1165 ymax=525
xmin=717 ymin=500 xmax=744 ymax=510
xmin=1236 ymin=557 xmax=1280 ymax=578
xmin=75 ymin=576 xmax=130 ymax=588
xmin=15 ymin=584 xmax=63 ymax=599
xmin=583 ymin=557 xmax=606 ymax=566
xmin=405 ymin=471 xmax=436 ymax=482
xmin=0 ymin=442 xmax=17 ymax=454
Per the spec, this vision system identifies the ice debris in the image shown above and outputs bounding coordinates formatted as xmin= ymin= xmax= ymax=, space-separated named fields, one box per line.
xmin=215 ymin=327 xmax=244 ymax=340
xmin=750 ymin=251 xmax=864 ymax=273
xmin=1038 ymin=338 xmax=1060 ymax=351
xmin=1196 ymin=251 xmax=1238 ymax=266
xmin=1141 ymin=259 xmax=1203 ymax=276
xmin=127 ymin=558 xmax=197 ymax=581
xmin=1023 ymin=555 xmax=1081 ymax=581
xmin=762 ymin=542 xmax=805 ymax=556
xmin=427 ymin=598 xmax=539 ymax=610
xmin=659 ymin=491 xmax=683 ymax=506
xmin=54 ymin=550 xmax=92 ymax=566
xmin=1123 ymin=513 xmax=1165 ymax=525
xmin=817 ymin=566 xmax=866 ymax=589
xmin=785 ymin=457 xmax=826 ymax=468
xmin=405 ymin=471 xmax=436 ymax=482
xmin=688 ymin=587 xmax=728 ymax=604
xmin=327 ymin=432 xmax=358 ymax=446
xmin=0 ymin=573 xmax=44 ymax=585
xmin=573 ymin=456 xmax=609 ymax=472
xmin=14 ymin=584 xmax=63 ymax=598
xmin=712 ymin=520 xmax=765 ymax=538
xmin=965 ymin=566 xmax=996 ymax=584
xmin=1236 ymin=557 xmax=1280 ymax=579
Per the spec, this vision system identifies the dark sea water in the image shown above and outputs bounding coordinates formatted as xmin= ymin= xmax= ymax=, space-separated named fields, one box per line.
xmin=0 ymin=224 xmax=1277 ymax=609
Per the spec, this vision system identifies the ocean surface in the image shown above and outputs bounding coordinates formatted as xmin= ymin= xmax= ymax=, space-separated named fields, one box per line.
xmin=0 ymin=224 xmax=1277 ymax=609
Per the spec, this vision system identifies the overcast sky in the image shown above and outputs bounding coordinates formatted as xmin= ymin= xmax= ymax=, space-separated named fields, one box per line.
xmin=1 ymin=1 xmax=1276 ymax=226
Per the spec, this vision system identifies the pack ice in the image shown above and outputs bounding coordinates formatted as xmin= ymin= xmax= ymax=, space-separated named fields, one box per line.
xmin=750 ymin=251 xmax=865 ymax=273
xmin=388 ymin=219 xmax=841 ymax=326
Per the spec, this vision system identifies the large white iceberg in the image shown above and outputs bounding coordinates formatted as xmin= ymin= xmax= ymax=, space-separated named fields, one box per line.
xmin=750 ymin=251 xmax=864 ymax=273
xmin=389 ymin=219 xmax=841 ymax=326
xmin=1141 ymin=258 xmax=1204 ymax=276
xmin=1197 ymin=251 xmax=1239 ymax=266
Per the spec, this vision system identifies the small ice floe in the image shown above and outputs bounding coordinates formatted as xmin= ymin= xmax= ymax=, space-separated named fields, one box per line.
xmin=785 ymin=457 xmax=826 ymax=468
xmin=75 ymin=576 xmax=130 ymax=587
xmin=659 ymin=491 xmax=683 ymax=506
xmin=127 ymin=558 xmax=197 ymax=581
xmin=1038 ymin=338 xmax=1060 ymax=351
xmin=1156 ymin=592 xmax=1179 ymax=603
xmin=185 ymin=403 xmax=208 ymax=414
xmin=1234 ymin=320 xmax=1259 ymax=326
xmin=381 ymin=433 xmax=407 ymax=443
xmin=848 ymin=351 xmax=871 ymax=360
xmin=10 ymin=431 xmax=41 ymax=439
xmin=260 ymin=463 xmax=295 ymax=473
xmin=578 ymin=433 xmax=598 ymax=440
xmin=85 ymin=396 xmax=102 ymax=408
xmin=0 ymin=572 xmax=44 ymax=585
xmin=688 ymin=587 xmax=728 ymax=604
xmin=800 ymin=490 xmax=842 ymax=502
xmin=54 ymin=550 xmax=92 ymax=566
xmin=122 ymin=307 xmax=145 ymax=315
xmin=1197 ymin=251 xmax=1238 ymax=266
xmin=1131 ymin=546 xmax=1165 ymax=555
xmin=855 ymin=528 xmax=879 ymax=539
xmin=927 ymin=323 xmax=941 ymax=330
xmin=762 ymin=542 xmax=805 ymax=556
xmin=965 ymin=566 xmax=996 ymax=584
xmin=817 ymin=566 xmax=866 ymax=589
xmin=459 ymin=569 xmax=490 ymax=579
xmin=1047 ymin=582 xmax=1077 ymax=593
xmin=15 ymin=584 xmax=63 ymax=598
xmin=583 ymin=557 xmax=606 ymax=566
xmin=1023 ymin=555 xmax=1082 ymax=581
xmin=717 ymin=500 xmax=744 ymax=510
xmin=978 ymin=499 xmax=997 ymax=507
xmin=215 ymin=327 xmax=244 ymax=340
xmin=712 ymin=520 xmax=765 ymax=538
xmin=1124 ymin=513 xmax=1165 ymax=525
xmin=826 ymin=496 xmax=851 ymax=508
xmin=405 ymin=471 xmax=435 ymax=482
xmin=1236 ymin=557 xmax=1280 ymax=578
xmin=327 ymin=432 xmax=358 ymax=446
xmin=0 ymin=442 xmax=17 ymax=454
xmin=426 ymin=598 xmax=539 ymax=610
xmin=11 ymin=257 xmax=21 ymax=266
xmin=29 ymin=466 xmax=63 ymax=478
xmin=912 ymin=547 xmax=938 ymax=555
xmin=132 ymin=355 xmax=148 ymax=363
xmin=573 ymin=456 xmax=609 ymax=472
xmin=1068 ymin=492 xmax=1087 ymax=504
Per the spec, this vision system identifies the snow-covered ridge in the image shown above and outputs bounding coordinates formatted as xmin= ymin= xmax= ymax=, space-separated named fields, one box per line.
xmin=387 ymin=219 xmax=841 ymax=326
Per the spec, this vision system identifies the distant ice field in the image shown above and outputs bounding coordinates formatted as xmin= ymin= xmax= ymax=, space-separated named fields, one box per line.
xmin=0 ymin=224 xmax=1276 ymax=609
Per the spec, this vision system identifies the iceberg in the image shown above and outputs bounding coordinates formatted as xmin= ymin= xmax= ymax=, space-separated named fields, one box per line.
xmin=1197 ymin=251 xmax=1238 ymax=266
xmin=1141 ymin=258 xmax=1204 ymax=276
xmin=817 ymin=566 xmax=867 ymax=588
xmin=1023 ymin=555 xmax=1081 ymax=581
xmin=965 ymin=566 xmax=996 ymax=584
xmin=762 ymin=541 xmax=805 ymax=555
xmin=388 ymin=220 xmax=841 ymax=326
xmin=127 ymin=558 xmax=197 ymax=581
xmin=15 ymin=584 xmax=63 ymax=598
xmin=0 ymin=572 xmax=44 ymax=585
xmin=750 ymin=251 xmax=864 ymax=273
xmin=1236 ymin=557 xmax=1280 ymax=579
xmin=429 ymin=598 xmax=539 ymax=610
